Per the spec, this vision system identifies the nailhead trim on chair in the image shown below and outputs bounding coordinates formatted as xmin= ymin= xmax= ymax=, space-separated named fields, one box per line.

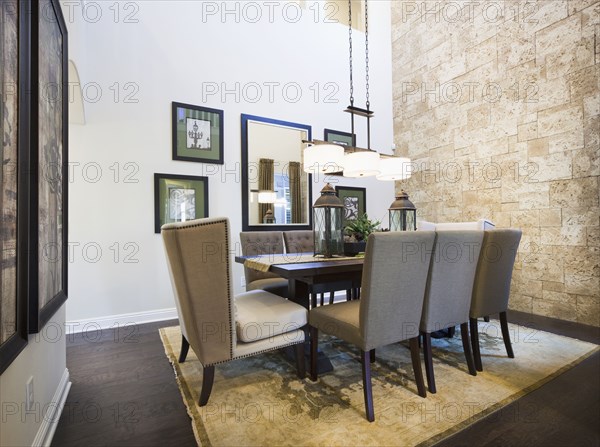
xmin=163 ymin=218 xmax=235 ymax=361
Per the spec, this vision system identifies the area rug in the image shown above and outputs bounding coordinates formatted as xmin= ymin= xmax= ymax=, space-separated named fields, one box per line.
xmin=159 ymin=322 xmax=598 ymax=447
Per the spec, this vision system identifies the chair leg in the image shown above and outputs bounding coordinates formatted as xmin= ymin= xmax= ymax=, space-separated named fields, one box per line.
xmin=421 ymin=332 xmax=436 ymax=394
xmin=295 ymin=342 xmax=306 ymax=379
xmin=483 ymin=315 xmax=490 ymax=322
xmin=346 ymin=289 xmax=352 ymax=301
xmin=199 ymin=365 xmax=215 ymax=406
xmin=179 ymin=335 xmax=190 ymax=363
xmin=310 ymin=293 xmax=317 ymax=309
xmin=499 ymin=311 xmax=515 ymax=358
xmin=460 ymin=322 xmax=477 ymax=376
xmin=409 ymin=337 xmax=426 ymax=398
xmin=470 ymin=317 xmax=483 ymax=372
xmin=361 ymin=350 xmax=375 ymax=422
xmin=310 ymin=326 xmax=319 ymax=381
xmin=320 ymin=293 xmax=325 ymax=307
xmin=329 ymin=292 xmax=335 ymax=305
xmin=447 ymin=326 xmax=456 ymax=338
xmin=370 ymin=349 xmax=376 ymax=363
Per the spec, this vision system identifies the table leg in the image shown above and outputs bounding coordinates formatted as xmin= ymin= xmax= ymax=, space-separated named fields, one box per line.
xmin=287 ymin=278 xmax=333 ymax=375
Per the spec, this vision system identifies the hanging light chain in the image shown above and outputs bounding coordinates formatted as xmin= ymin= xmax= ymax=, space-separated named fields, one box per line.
xmin=348 ymin=0 xmax=354 ymax=106
xmin=365 ymin=0 xmax=370 ymax=110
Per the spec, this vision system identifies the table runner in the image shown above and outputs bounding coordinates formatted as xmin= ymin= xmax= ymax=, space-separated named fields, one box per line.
xmin=244 ymin=253 xmax=361 ymax=272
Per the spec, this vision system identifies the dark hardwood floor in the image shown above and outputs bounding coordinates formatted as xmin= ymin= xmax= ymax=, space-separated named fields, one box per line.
xmin=52 ymin=311 xmax=599 ymax=447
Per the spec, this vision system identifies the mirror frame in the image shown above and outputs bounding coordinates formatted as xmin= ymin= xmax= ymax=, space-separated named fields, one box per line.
xmin=241 ymin=114 xmax=313 ymax=231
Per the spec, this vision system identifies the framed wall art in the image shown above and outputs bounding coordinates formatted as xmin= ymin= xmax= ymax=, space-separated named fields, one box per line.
xmin=154 ymin=173 xmax=209 ymax=233
xmin=172 ymin=102 xmax=224 ymax=164
xmin=0 ymin=0 xmax=30 ymax=373
xmin=324 ymin=128 xmax=356 ymax=147
xmin=28 ymin=0 xmax=69 ymax=334
xmin=335 ymin=186 xmax=366 ymax=228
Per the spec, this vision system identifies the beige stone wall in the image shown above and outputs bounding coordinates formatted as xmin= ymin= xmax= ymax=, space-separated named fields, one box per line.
xmin=391 ymin=0 xmax=599 ymax=325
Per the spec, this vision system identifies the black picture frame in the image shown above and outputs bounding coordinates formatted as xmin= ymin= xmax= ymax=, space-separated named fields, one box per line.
xmin=324 ymin=128 xmax=356 ymax=147
xmin=154 ymin=173 xmax=209 ymax=233
xmin=28 ymin=0 xmax=69 ymax=334
xmin=335 ymin=186 xmax=367 ymax=228
xmin=241 ymin=114 xmax=313 ymax=232
xmin=0 ymin=0 xmax=30 ymax=374
xmin=172 ymin=102 xmax=224 ymax=164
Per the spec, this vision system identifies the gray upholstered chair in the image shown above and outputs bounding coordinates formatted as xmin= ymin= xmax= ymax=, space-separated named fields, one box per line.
xmin=283 ymin=230 xmax=355 ymax=307
xmin=283 ymin=230 xmax=314 ymax=254
xmin=470 ymin=229 xmax=522 ymax=371
xmin=162 ymin=218 xmax=307 ymax=406
xmin=309 ymin=231 xmax=436 ymax=422
xmin=240 ymin=231 xmax=288 ymax=297
xmin=420 ymin=230 xmax=483 ymax=393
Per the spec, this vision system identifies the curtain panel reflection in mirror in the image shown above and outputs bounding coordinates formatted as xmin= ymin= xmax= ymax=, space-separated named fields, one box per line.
xmin=258 ymin=158 xmax=274 ymax=223
xmin=289 ymin=162 xmax=302 ymax=223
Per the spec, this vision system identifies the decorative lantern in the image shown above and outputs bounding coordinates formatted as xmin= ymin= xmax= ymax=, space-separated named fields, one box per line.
xmin=389 ymin=190 xmax=417 ymax=231
xmin=313 ymin=183 xmax=344 ymax=257
xmin=263 ymin=209 xmax=275 ymax=224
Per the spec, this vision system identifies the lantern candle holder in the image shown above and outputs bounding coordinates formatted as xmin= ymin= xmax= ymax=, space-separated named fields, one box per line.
xmin=313 ymin=183 xmax=344 ymax=257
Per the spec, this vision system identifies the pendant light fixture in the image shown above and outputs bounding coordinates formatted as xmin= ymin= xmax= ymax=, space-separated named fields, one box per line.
xmin=343 ymin=0 xmax=380 ymax=178
xmin=302 ymin=0 xmax=410 ymax=181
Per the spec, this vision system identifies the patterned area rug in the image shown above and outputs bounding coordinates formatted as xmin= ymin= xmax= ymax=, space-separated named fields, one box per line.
xmin=159 ymin=323 xmax=598 ymax=447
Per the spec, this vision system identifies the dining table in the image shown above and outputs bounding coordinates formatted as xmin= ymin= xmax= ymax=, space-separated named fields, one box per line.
xmin=235 ymin=253 xmax=365 ymax=373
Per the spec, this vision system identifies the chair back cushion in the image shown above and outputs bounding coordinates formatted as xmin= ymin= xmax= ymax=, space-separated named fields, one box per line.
xmin=283 ymin=230 xmax=314 ymax=254
xmin=162 ymin=218 xmax=234 ymax=365
xmin=421 ymin=230 xmax=483 ymax=332
xmin=434 ymin=219 xmax=494 ymax=230
xmin=470 ymin=229 xmax=522 ymax=318
xmin=359 ymin=231 xmax=436 ymax=350
xmin=240 ymin=231 xmax=284 ymax=284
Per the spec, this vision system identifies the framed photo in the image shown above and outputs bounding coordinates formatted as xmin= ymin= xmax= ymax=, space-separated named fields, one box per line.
xmin=324 ymin=128 xmax=356 ymax=147
xmin=336 ymin=186 xmax=366 ymax=228
xmin=154 ymin=173 xmax=209 ymax=233
xmin=1 ymin=0 xmax=30 ymax=372
xmin=28 ymin=0 xmax=69 ymax=333
xmin=172 ymin=102 xmax=224 ymax=164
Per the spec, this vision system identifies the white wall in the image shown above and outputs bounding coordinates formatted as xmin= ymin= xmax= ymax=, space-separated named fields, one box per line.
xmin=0 ymin=306 xmax=69 ymax=446
xmin=66 ymin=0 xmax=394 ymax=323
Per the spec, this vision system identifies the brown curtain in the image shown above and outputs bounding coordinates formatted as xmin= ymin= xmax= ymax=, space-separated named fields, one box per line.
xmin=258 ymin=158 xmax=274 ymax=222
xmin=289 ymin=162 xmax=302 ymax=223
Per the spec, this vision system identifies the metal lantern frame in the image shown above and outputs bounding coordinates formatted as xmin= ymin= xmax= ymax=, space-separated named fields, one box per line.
xmin=389 ymin=190 xmax=417 ymax=231
xmin=313 ymin=183 xmax=345 ymax=258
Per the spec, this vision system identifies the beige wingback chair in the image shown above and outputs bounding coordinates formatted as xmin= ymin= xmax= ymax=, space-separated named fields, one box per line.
xmin=162 ymin=218 xmax=307 ymax=406
xmin=470 ymin=229 xmax=522 ymax=371
xmin=309 ymin=231 xmax=436 ymax=422
xmin=239 ymin=231 xmax=288 ymax=297
xmin=418 ymin=219 xmax=494 ymax=231
xmin=420 ymin=230 xmax=483 ymax=393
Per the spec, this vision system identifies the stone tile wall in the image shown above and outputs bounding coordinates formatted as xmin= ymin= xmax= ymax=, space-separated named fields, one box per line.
xmin=391 ymin=0 xmax=599 ymax=325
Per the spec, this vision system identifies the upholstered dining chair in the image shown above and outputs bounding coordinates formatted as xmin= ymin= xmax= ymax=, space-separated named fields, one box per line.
xmin=162 ymin=218 xmax=307 ymax=406
xmin=309 ymin=231 xmax=436 ymax=422
xmin=239 ymin=231 xmax=288 ymax=297
xmin=420 ymin=230 xmax=483 ymax=393
xmin=469 ymin=229 xmax=522 ymax=371
xmin=283 ymin=230 xmax=355 ymax=307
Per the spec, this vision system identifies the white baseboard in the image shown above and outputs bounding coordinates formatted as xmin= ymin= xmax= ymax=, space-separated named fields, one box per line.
xmin=32 ymin=368 xmax=71 ymax=447
xmin=66 ymin=308 xmax=178 ymax=334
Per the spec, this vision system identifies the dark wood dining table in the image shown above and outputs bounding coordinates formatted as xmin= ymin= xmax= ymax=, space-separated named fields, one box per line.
xmin=234 ymin=254 xmax=365 ymax=373
xmin=234 ymin=255 xmax=364 ymax=309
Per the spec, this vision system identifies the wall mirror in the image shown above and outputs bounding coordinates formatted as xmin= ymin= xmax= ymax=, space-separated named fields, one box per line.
xmin=241 ymin=114 xmax=312 ymax=231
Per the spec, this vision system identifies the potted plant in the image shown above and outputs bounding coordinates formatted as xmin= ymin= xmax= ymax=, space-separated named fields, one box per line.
xmin=343 ymin=213 xmax=381 ymax=256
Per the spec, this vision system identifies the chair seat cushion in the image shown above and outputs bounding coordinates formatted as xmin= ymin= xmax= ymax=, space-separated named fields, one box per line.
xmin=309 ymin=300 xmax=363 ymax=348
xmin=247 ymin=278 xmax=288 ymax=297
xmin=235 ymin=290 xmax=307 ymax=343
